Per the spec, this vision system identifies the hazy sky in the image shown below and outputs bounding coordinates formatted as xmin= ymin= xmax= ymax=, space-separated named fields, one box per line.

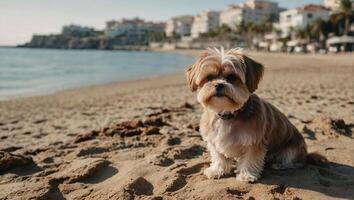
xmin=0 ymin=0 xmax=322 ymax=45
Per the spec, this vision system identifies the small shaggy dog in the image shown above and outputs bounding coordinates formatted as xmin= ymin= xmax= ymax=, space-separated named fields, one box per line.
xmin=185 ymin=48 xmax=307 ymax=182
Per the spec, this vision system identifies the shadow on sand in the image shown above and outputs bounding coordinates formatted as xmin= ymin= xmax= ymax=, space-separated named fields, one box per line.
xmin=260 ymin=162 xmax=354 ymax=199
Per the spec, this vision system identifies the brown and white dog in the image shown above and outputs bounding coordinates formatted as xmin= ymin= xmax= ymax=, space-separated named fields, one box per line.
xmin=185 ymin=48 xmax=307 ymax=182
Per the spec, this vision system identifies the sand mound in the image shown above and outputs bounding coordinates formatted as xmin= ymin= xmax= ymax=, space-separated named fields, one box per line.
xmin=0 ymin=151 xmax=34 ymax=172
xmin=303 ymin=116 xmax=352 ymax=140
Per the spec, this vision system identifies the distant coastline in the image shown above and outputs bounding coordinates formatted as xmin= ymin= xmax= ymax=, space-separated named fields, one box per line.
xmin=0 ymin=45 xmax=16 ymax=48
xmin=17 ymin=34 xmax=151 ymax=51
xmin=17 ymin=22 xmax=165 ymax=51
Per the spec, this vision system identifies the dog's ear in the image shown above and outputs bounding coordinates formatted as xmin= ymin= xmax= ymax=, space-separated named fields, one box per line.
xmin=185 ymin=65 xmax=197 ymax=92
xmin=185 ymin=51 xmax=209 ymax=92
xmin=243 ymin=55 xmax=264 ymax=93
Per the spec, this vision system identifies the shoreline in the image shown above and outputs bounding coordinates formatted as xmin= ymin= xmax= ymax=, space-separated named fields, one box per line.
xmin=0 ymin=72 xmax=187 ymax=102
xmin=0 ymin=48 xmax=195 ymax=102
xmin=2 ymin=48 xmax=353 ymax=102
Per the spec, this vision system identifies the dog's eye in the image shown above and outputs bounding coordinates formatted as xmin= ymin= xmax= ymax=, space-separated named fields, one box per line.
xmin=226 ymin=74 xmax=237 ymax=82
xmin=206 ymin=75 xmax=216 ymax=81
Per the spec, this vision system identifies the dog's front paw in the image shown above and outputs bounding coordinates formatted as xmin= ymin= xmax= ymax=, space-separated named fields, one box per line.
xmin=204 ymin=167 xmax=221 ymax=179
xmin=236 ymin=171 xmax=258 ymax=182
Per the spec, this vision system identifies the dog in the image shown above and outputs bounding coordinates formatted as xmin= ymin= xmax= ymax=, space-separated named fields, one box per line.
xmin=185 ymin=47 xmax=307 ymax=182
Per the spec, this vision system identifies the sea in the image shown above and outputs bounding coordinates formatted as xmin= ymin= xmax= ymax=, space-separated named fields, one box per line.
xmin=0 ymin=47 xmax=194 ymax=100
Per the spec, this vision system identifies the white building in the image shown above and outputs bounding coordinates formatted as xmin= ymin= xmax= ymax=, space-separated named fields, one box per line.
xmin=243 ymin=0 xmax=279 ymax=22
xmin=165 ymin=16 xmax=194 ymax=37
xmin=191 ymin=11 xmax=220 ymax=38
xmin=220 ymin=5 xmax=250 ymax=29
xmin=277 ymin=4 xmax=330 ymax=38
xmin=105 ymin=18 xmax=165 ymax=38
xmin=220 ymin=0 xmax=280 ymax=30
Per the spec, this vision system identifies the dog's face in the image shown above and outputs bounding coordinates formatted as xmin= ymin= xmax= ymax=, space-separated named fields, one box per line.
xmin=186 ymin=48 xmax=264 ymax=113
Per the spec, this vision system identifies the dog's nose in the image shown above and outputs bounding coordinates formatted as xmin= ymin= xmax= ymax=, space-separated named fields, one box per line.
xmin=215 ymin=83 xmax=224 ymax=92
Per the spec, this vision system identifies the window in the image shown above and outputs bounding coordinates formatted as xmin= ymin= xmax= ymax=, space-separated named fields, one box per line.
xmin=307 ymin=13 xmax=313 ymax=18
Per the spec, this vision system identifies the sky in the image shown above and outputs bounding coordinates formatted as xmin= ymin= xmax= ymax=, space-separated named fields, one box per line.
xmin=0 ymin=0 xmax=323 ymax=45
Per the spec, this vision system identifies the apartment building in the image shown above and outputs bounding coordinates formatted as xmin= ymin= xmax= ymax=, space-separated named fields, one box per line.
xmin=220 ymin=0 xmax=280 ymax=30
xmin=105 ymin=18 xmax=165 ymax=38
xmin=277 ymin=4 xmax=330 ymax=37
xmin=165 ymin=15 xmax=194 ymax=37
xmin=190 ymin=11 xmax=220 ymax=38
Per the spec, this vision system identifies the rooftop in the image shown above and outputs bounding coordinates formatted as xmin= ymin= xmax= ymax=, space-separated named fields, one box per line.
xmin=297 ymin=4 xmax=330 ymax=12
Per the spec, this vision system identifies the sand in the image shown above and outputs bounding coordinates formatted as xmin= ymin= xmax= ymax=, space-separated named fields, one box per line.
xmin=0 ymin=50 xmax=353 ymax=200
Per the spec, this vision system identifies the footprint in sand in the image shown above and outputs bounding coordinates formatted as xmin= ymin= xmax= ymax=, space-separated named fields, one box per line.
xmin=158 ymin=174 xmax=187 ymax=194
xmin=176 ymin=162 xmax=206 ymax=176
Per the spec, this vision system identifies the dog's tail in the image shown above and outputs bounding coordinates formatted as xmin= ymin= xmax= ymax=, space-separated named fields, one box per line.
xmin=306 ymin=152 xmax=329 ymax=167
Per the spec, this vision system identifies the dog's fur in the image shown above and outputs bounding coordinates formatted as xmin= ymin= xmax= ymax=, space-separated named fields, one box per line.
xmin=186 ymin=48 xmax=307 ymax=182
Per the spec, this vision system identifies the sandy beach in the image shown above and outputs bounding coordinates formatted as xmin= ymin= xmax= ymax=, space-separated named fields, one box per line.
xmin=0 ymin=50 xmax=353 ymax=200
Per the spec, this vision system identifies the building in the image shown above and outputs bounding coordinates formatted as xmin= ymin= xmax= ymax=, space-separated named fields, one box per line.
xmin=323 ymin=0 xmax=354 ymax=10
xmin=62 ymin=24 xmax=96 ymax=37
xmin=220 ymin=5 xmax=249 ymax=29
xmin=220 ymin=0 xmax=280 ymax=30
xmin=327 ymin=35 xmax=354 ymax=52
xmin=105 ymin=18 xmax=165 ymax=38
xmin=165 ymin=16 xmax=194 ymax=37
xmin=191 ymin=11 xmax=220 ymax=38
xmin=277 ymin=4 xmax=330 ymax=38
xmin=243 ymin=0 xmax=279 ymax=22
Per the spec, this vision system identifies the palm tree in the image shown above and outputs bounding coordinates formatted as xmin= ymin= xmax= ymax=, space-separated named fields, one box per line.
xmin=295 ymin=28 xmax=307 ymax=40
xmin=331 ymin=0 xmax=353 ymax=35
xmin=310 ymin=18 xmax=330 ymax=48
xmin=295 ymin=25 xmax=312 ymax=43
xmin=236 ymin=20 xmax=255 ymax=48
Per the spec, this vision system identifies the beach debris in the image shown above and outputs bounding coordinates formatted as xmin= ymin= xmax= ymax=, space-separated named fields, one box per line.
xmin=181 ymin=102 xmax=194 ymax=109
xmin=0 ymin=146 xmax=22 ymax=153
xmin=153 ymin=154 xmax=174 ymax=167
xmin=0 ymin=151 xmax=34 ymax=172
xmin=74 ymin=129 xmax=100 ymax=143
xmin=33 ymin=118 xmax=47 ymax=124
xmin=143 ymin=116 xmax=166 ymax=127
xmin=307 ymin=116 xmax=352 ymax=138
xmin=143 ymin=126 xmax=160 ymax=135
xmin=100 ymin=117 xmax=165 ymax=138
xmin=167 ymin=137 xmax=181 ymax=146
xmin=101 ymin=119 xmax=143 ymax=137
xmin=310 ymin=95 xmax=319 ymax=100
xmin=187 ymin=123 xmax=199 ymax=131
xmin=76 ymin=146 xmax=109 ymax=157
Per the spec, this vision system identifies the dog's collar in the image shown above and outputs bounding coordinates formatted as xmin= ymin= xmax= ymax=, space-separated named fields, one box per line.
xmin=217 ymin=98 xmax=252 ymax=120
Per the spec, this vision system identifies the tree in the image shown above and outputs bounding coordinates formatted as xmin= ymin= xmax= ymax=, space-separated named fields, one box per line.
xmin=331 ymin=0 xmax=353 ymax=35
xmin=216 ymin=24 xmax=232 ymax=35
xmin=310 ymin=18 xmax=330 ymax=48
xmin=147 ymin=31 xmax=166 ymax=42
xmin=198 ymin=24 xmax=235 ymax=41
xmin=236 ymin=21 xmax=256 ymax=48
xmin=295 ymin=25 xmax=311 ymax=43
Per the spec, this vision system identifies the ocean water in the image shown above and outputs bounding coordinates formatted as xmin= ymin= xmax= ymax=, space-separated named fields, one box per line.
xmin=0 ymin=47 xmax=194 ymax=100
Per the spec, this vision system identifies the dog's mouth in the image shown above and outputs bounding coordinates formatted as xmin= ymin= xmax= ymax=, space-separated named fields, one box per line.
xmin=215 ymin=92 xmax=225 ymax=97
xmin=212 ymin=92 xmax=234 ymax=102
